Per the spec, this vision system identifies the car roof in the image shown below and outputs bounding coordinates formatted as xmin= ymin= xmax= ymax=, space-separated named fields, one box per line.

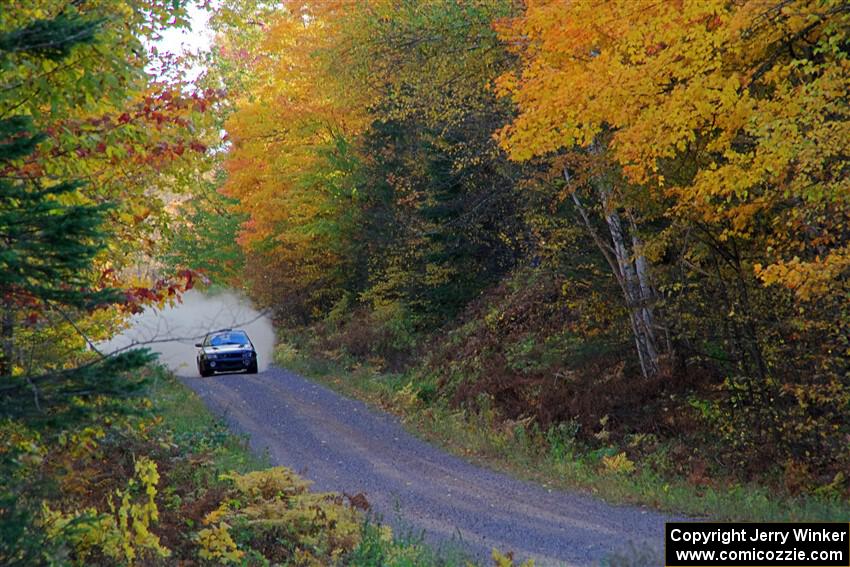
xmin=207 ymin=328 xmax=248 ymax=336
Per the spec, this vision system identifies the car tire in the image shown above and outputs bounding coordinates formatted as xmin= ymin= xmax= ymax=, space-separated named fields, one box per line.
xmin=199 ymin=363 xmax=213 ymax=378
xmin=247 ymin=360 xmax=258 ymax=374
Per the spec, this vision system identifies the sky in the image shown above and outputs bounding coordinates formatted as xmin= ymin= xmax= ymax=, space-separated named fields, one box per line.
xmin=152 ymin=2 xmax=215 ymax=82
xmin=156 ymin=3 xmax=214 ymax=57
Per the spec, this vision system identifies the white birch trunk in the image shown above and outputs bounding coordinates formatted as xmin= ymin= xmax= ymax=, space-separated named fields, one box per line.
xmin=565 ymin=166 xmax=660 ymax=377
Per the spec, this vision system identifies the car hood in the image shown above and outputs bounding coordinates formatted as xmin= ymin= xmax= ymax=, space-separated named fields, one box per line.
xmin=201 ymin=344 xmax=253 ymax=354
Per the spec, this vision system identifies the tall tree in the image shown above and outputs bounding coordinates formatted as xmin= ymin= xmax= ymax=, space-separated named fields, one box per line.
xmin=219 ymin=0 xmax=530 ymax=324
xmin=0 ymin=3 xmax=198 ymax=409
xmin=496 ymin=0 xmax=849 ymax=378
xmin=0 ymin=116 xmax=114 ymax=375
xmin=496 ymin=0 xmax=850 ymax=462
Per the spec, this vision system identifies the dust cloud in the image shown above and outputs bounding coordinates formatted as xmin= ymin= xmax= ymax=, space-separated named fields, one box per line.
xmin=100 ymin=290 xmax=275 ymax=376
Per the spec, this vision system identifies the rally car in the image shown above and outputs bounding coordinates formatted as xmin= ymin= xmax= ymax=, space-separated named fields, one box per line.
xmin=195 ymin=329 xmax=258 ymax=377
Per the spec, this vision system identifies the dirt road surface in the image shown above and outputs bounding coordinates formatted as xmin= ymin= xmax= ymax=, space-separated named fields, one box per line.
xmin=182 ymin=366 xmax=673 ymax=566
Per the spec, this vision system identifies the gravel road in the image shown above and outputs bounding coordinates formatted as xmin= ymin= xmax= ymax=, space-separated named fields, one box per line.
xmin=182 ymin=366 xmax=673 ymax=566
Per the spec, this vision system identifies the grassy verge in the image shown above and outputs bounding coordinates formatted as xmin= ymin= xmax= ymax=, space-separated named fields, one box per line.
xmin=147 ymin=367 xmax=269 ymax=474
xmin=275 ymin=344 xmax=850 ymax=523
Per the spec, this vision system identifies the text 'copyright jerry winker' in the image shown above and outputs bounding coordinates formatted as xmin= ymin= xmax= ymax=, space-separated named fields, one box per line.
xmin=665 ymin=522 xmax=850 ymax=567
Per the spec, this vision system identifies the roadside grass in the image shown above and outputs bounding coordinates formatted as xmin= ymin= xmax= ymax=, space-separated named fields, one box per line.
xmin=275 ymin=343 xmax=850 ymax=523
xmin=352 ymin=517 xmax=477 ymax=567
xmin=146 ymin=366 xmax=478 ymax=566
xmin=147 ymin=367 xmax=269 ymax=474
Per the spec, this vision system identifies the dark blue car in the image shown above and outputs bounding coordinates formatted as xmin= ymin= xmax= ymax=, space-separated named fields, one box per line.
xmin=195 ymin=329 xmax=258 ymax=377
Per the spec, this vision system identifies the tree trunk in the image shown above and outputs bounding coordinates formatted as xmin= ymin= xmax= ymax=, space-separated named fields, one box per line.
xmin=0 ymin=300 xmax=14 ymax=376
xmin=597 ymin=183 xmax=659 ymax=377
xmin=565 ymin=166 xmax=660 ymax=377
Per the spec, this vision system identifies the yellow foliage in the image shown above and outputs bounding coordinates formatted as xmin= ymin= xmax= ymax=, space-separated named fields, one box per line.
xmin=42 ymin=457 xmax=170 ymax=565
xmin=202 ymin=501 xmax=230 ymax=526
xmin=393 ymin=382 xmax=422 ymax=412
xmin=211 ymin=466 xmax=363 ymax=564
xmin=58 ymin=425 xmax=106 ymax=459
xmin=492 ymin=548 xmax=535 ymax=567
xmin=601 ymin=452 xmax=636 ymax=475
xmin=220 ymin=2 xmax=366 ymax=304
xmin=755 ymin=247 xmax=850 ymax=300
xmin=197 ymin=522 xmax=244 ymax=565
xmin=497 ymin=0 xmax=850 ymax=302
xmin=222 ymin=465 xmax=314 ymax=501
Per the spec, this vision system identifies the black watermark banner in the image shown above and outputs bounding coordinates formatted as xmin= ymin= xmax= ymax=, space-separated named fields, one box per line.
xmin=666 ymin=523 xmax=850 ymax=566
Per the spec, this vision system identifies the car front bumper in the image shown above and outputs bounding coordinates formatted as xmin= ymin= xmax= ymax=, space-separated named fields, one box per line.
xmin=201 ymin=356 xmax=255 ymax=372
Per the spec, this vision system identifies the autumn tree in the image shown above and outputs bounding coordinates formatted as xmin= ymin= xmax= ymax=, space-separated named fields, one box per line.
xmin=0 ymin=0 xmax=217 ymax=370
xmin=212 ymin=2 xmax=360 ymax=316
xmin=162 ymin=179 xmax=247 ymax=287
xmin=218 ymin=0 xmax=531 ymax=331
xmin=497 ymin=0 xmax=850 ymax=463
xmin=0 ymin=0 xmax=220 ymax=411
xmin=0 ymin=4 xmax=219 ymax=561
xmin=2 ymin=0 xmax=214 ymax=270
xmin=0 ymin=116 xmax=116 ymax=375
xmin=324 ymin=0 xmax=528 ymax=323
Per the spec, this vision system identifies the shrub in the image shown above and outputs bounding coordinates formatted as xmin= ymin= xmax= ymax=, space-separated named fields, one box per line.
xmin=274 ymin=340 xmax=301 ymax=367
xmin=213 ymin=467 xmax=363 ymax=565
xmin=42 ymin=457 xmax=170 ymax=565
xmin=318 ymin=302 xmax=421 ymax=369
xmin=601 ymin=452 xmax=636 ymax=476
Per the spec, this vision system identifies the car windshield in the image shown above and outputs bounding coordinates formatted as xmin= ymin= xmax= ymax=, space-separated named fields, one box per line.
xmin=207 ymin=331 xmax=250 ymax=346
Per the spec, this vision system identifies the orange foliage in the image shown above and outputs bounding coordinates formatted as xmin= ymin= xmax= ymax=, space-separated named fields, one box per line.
xmin=220 ymin=2 xmax=367 ymax=304
xmin=496 ymin=0 xmax=850 ymax=300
